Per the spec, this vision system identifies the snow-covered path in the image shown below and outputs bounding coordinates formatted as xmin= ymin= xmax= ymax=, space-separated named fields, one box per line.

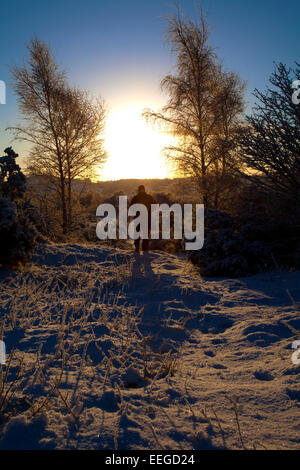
xmin=0 ymin=243 xmax=299 ymax=449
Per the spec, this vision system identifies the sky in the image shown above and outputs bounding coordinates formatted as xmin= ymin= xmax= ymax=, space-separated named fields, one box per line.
xmin=0 ymin=0 xmax=299 ymax=179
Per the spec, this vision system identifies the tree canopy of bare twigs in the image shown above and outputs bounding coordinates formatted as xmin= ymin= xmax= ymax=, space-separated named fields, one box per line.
xmin=143 ymin=5 xmax=245 ymax=207
xmin=9 ymin=38 xmax=107 ymax=233
xmin=237 ymin=62 xmax=300 ymax=205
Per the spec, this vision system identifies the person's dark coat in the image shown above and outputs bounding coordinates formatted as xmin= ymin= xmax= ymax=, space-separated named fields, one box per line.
xmin=129 ymin=187 xmax=156 ymax=251
xmin=129 ymin=191 xmax=156 ymax=227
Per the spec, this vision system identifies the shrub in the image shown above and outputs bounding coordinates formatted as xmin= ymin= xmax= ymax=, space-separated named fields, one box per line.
xmin=0 ymin=147 xmax=38 ymax=266
xmin=189 ymin=209 xmax=270 ymax=277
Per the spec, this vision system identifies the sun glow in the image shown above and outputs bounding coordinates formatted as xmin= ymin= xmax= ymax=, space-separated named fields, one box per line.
xmin=100 ymin=106 xmax=172 ymax=181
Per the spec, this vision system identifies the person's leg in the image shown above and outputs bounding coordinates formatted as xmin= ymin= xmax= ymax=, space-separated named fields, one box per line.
xmin=142 ymin=226 xmax=151 ymax=252
xmin=134 ymin=239 xmax=140 ymax=252
xmin=142 ymin=238 xmax=149 ymax=252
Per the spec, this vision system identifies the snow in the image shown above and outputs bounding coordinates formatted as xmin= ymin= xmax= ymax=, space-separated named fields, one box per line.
xmin=0 ymin=242 xmax=299 ymax=449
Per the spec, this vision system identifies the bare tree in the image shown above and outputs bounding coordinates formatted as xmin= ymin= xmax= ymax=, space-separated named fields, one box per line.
xmin=9 ymin=38 xmax=106 ymax=233
xmin=237 ymin=62 xmax=300 ymax=205
xmin=211 ymin=71 xmax=245 ymax=207
xmin=144 ymin=6 xmax=244 ymax=207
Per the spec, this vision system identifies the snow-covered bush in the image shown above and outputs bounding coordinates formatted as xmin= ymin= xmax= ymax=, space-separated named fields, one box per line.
xmin=0 ymin=147 xmax=38 ymax=266
xmin=190 ymin=208 xmax=270 ymax=277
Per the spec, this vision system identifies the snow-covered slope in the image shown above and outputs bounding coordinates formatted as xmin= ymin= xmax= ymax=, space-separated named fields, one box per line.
xmin=0 ymin=243 xmax=299 ymax=449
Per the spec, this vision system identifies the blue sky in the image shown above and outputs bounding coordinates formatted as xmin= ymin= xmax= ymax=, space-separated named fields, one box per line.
xmin=0 ymin=0 xmax=299 ymax=175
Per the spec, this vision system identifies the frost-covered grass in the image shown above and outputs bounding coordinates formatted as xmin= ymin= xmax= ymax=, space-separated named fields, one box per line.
xmin=0 ymin=242 xmax=299 ymax=449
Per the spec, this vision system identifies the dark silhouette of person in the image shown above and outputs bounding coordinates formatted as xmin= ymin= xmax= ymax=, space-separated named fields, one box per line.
xmin=129 ymin=185 xmax=156 ymax=252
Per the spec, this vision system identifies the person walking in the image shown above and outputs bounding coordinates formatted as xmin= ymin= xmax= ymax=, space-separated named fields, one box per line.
xmin=129 ymin=185 xmax=156 ymax=252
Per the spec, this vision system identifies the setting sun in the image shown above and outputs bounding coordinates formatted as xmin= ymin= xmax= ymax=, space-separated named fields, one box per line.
xmin=101 ymin=105 xmax=172 ymax=181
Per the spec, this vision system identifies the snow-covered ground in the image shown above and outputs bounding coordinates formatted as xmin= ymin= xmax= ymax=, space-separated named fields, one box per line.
xmin=0 ymin=242 xmax=299 ymax=450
